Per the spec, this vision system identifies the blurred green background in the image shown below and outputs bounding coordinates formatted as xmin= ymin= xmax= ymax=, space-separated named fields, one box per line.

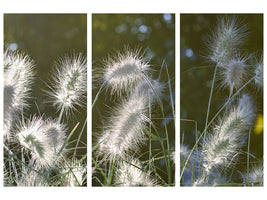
xmin=4 ymin=14 xmax=87 ymax=158
xmin=180 ymin=14 xmax=263 ymax=164
xmin=92 ymin=14 xmax=175 ymax=185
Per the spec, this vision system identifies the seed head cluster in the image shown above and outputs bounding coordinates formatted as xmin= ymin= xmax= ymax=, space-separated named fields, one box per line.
xmin=203 ymin=94 xmax=255 ymax=173
xmin=219 ymin=54 xmax=249 ymax=94
xmin=207 ymin=16 xmax=252 ymax=94
xmin=208 ymin=16 xmax=248 ymax=65
xmin=63 ymin=159 xmax=87 ymax=186
xmin=254 ymin=57 xmax=263 ymax=90
xmin=4 ymin=50 xmax=35 ymax=140
xmin=131 ymin=78 xmax=165 ymax=103
xmin=4 ymin=50 xmax=35 ymax=110
xmin=114 ymin=158 xmax=157 ymax=186
xmin=98 ymin=96 xmax=149 ymax=159
xmin=16 ymin=116 xmax=67 ymax=168
xmin=16 ymin=169 xmax=49 ymax=187
xmin=47 ymin=53 xmax=87 ymax=117
xmin=4 ymin=50 xmax=87 ymax=187
xmin=94 ymin=49 xmax=166 ymax=186
xmin=181 ymin=15 xmax=262 ymax=187
xmin=244 ymin=165 xmax=263 ymax=186
xmin=103 ymin=49 xmax=150 ymax=96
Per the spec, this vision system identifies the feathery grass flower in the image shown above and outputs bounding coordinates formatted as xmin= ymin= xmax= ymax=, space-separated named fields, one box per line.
xmin=218 ymin=54 xmax=249 ymax=94
xmin=244 ymin=165 xmax=263 ymax=186
xmin=254 ymin=57 xmax=263 ymax=90
xmin=4 ymin=50 xmax=34 ymax=140
xmin=237 ymin=93 xmax=256 ymax=125
xmin=47 ymin=53 xmax=87 ymax=118
xmin=4 ymin=50 xmax=35 ymax=139
xmin=208 ymin=16 xmax=248 ymax=65
xmin=192 ymin=175 xmax=206 ymax=186
xmin=103 ymin=49 xmax=150 ymax=96
xmin=3 ymin=85 xmax=15 ymax=140
xmin=203 ymin=94 xmax=255 ymax=173
xmin=193 ymin=170 xmax=228 ymax=186
xmin=180 ymin=145 xmax=189 ymax=164
xmin=114 ymin=158 xmax=158 ymax=186
xmin=63 ymin=159 xmax=86 ymax=186
xmin=16 ymin=116 xmax=67 ymax=168
xmin=131 ymin=78 xmax=165 ymax=103
xmin=16 ymin=169 xmax=49 ymax=186
xmin=4 ymin=50 xmax=35 ymax=111
xmin=98 ymin=96 xmax=149 ymax=159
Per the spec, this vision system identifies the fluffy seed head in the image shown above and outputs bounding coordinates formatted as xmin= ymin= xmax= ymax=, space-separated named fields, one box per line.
xmin=180 ymin=145 xmax=191 ymax=171
xmin=192 ymin=175 xmax=206 ymax=187
xmin=98 ymin=96 xmax=149 ymax=159
xmin=131 ymin=78 xmax=165 ymax=103
xmin=103 ymin=49 xmax=150 ymax=96
xmin=3 ymin=85 xmax=15 ymax=140
xmin=16 ymin=169 xmax=49 ymax=186
xmin=16 ymin=116 xmax=67 ymax=168
xmin=208 ymin=16 xmax=248 ymax=64
xmin=4 ymin=50 xmax=35 ymax=140
xmin=63 ymin=159 xmax=87 ymax=186
xmin=47 ymin=53 xmax=87 ymax=118
xmin=114 ymin=158 xmax=158 ymax=186
xmin=4 ymin=50 xmax=35 ymax=111
xmin=237 ymin=93 xmax=256 ymax=125
xmin=219 ymin=54 xmax=249 ymax=94
xmin=203 ymin=94 xmax=255 ymax=173
xmin=254 ymin=57 xmax=263 ymax=90
xmin=244 ymin=165 xmax=263 ymax=186
xmin=193 ymin=170 xmax=228 ymax=187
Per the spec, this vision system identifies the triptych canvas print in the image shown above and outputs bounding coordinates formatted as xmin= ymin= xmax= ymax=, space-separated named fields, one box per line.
xmin=2 ymin=13 xmax=263 ymax=187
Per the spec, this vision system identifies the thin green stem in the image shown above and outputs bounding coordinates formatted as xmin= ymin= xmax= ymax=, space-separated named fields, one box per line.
xmin=191 ymin=120 xmax=198 ymax=186
xmin=199 ymin=64 xmax=218 ymax=176
xmin=4 ymin=144 xmax=18 ymax=181
xmin=148 ymin=95 xmax=152 ymax=172
xmin=56 ymin=122 xmax=79 ymax=162
xmin=204 ymin=65 xmax=218 ymax=132
xmin=107 ymin=158 xmax=115 ymax=186
xmin=58 ymin=107 xmax=64 ymax=123
xmin=92 ymin=81 xmax=106 ymax=109
xmin=74 ymin=118 xmax=87 ymax=158
xmin=165 ymin=62 xmax=175 ymax=119
xmin=92 ymin=157 xmax=108 ymax=181
xmin=142 ymin=74 xmax=171 ymax=184
xmin=247 ymin=127 xmax=252 ymax=184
